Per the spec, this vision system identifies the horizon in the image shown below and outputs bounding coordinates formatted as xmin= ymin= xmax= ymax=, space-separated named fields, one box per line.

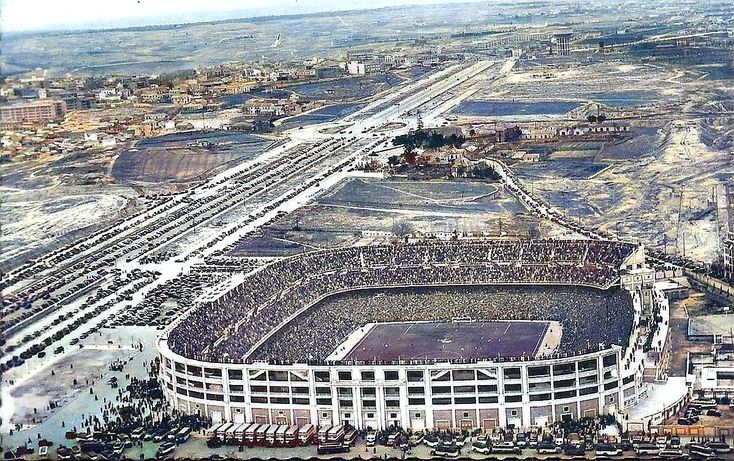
xmin=1 ymin=0 xmax=489 ymax=34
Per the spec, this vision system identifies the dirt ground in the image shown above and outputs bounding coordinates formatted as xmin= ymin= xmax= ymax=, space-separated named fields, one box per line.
xmin=667 ymin=294 xmax=714 ymax=377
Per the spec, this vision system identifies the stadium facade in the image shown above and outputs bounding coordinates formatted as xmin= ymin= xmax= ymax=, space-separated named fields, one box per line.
xmin=157 ymin=240 xmax=651 ymax=431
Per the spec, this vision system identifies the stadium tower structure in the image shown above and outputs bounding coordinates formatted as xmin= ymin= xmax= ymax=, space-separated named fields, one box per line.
xmin=157 ymin=240 xmax=654 ymax=431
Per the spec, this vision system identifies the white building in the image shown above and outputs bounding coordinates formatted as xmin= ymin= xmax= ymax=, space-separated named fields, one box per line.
xmin=97 ymin=88 xmax=121 ymax=101
xmin=347 ymin=61 xmax=366 ymax=76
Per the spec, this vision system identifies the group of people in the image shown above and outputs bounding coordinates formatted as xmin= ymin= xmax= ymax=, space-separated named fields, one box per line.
xmin=254 ymin=285 xmax=634 ymax=362
xmin=167 ymin=240 xmax=637 ymax=363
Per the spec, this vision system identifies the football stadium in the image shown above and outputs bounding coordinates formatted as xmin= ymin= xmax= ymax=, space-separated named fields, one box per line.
xmin=158 ymin=239 xmax=649 ymax=431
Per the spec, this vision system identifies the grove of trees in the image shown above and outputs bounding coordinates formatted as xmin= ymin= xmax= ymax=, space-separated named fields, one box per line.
xmin=392 ymin=129 xmax=466 ymax=164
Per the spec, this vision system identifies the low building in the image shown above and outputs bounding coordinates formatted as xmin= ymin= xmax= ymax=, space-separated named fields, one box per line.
xmin=244 ymin=97 xmax=304 ymax=117
xmin=97 ymin=88 xmax=121 ymax=101
xmin=314 ymin=66 xmax=343 ymax=79
xmin=171 ymin=93 xmax=193 ymax=106
xmin=139 ymin=88 xmax=167 ymax=103
xmin=690 ymin=345 xmax=734 ymax=399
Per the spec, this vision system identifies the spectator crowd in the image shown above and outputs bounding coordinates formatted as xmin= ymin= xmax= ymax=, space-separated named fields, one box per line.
xmin=167 ymin=240 xmax=637 ymax=363
xmin=255 ymin=285 xmax=634 ymax=362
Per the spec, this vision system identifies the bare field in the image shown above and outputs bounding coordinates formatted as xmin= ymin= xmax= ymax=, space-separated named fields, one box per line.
xmin=111 ymin=131 xmax=274 ymax=183
xmin=487 ymin=60 xmax=682 ymax=108
xmin=0 ymin=185 xmax=139 ymax=271
xmin=112 ymin=149 xmax=244 ymax=183
xmin=230 ymin=177 xmax=557 ymax=257
xmin=517 ymin=121 xmax=734 ymax=263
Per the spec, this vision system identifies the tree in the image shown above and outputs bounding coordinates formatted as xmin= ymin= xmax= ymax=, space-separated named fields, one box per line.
xmin=387 ymin=155 xmax=402 ymax=166
xmin=503 ymin=126 xmax=522 ymax=142
xmin=392 ymin=129 xmax=465 ymax=151
xmin=391 ymin=220 xmax=414 ymax=237
xmin=587 ymin=115 xmax=598 ymax=123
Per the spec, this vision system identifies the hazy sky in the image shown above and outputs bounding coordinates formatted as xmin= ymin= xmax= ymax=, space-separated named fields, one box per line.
xmin=1 ymin=0 xmax=481 ymax=32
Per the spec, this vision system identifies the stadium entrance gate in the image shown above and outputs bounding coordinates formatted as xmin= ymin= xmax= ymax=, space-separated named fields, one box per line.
xmin=436 ymin=420 xmax=451 ymax=431
xmin=411 ymin=417 xmax=425 ymax=431
xmin=212 ymin=411 xmax=223 ymax=424
xmin=234 ymin=413 xmax=245 ymax=424
xmin=482 ymin=419 xmax=497 ymax=431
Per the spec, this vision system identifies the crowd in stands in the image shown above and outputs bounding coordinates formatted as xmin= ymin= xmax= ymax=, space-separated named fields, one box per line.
xmin=254 ymin=285 xmax=634 ymax=362
xmin=167 ymin=240 xmax=637 ymax=363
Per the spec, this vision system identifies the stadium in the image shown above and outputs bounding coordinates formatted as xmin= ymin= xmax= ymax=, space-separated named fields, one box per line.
xmin=157 ymin=239 xmax=649 ymax=431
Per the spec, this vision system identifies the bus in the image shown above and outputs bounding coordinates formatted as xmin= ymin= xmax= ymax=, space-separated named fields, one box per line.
xmin=284 ymin=426 xmax=299 ymax=446
xmin=225 ymin=423 xmax=242 ymax=443
xmin=175 ymin=427 xmax=192 ymax=443
xmin=234 ymin=424 xmax=250 ymax=441
xmin=275 ymin=425 xmax=289 ymax=445
xmin=690 ymin=399 xmax=717 ymax=410
xmin=317 ymin=426 xmax=331 ymax=444
xmin=255 ymin=424 xmax=269 ymax=444
xmin=244 ymin=424 xmax=259 ymax=445
xmin=265 ymin=425 xmax=279 ymax=445
xmin=317 ymin=443 xmax=349 ymax=455
xmin=689 ymin=444 xmax=716 ymax=459
xmin=327 ymin=425 xmax=345 ymax=444
xmin=635 ymin=443 xmax=659 ymax=455
xmin=298 ymin=424 xmax=316 ymax=445
xmin=206 ymin=424 xmax=223 ymax=438
xmin=343 ymin=428 xmax=357 ymax=447
xmin=216 ymin=423 xmax=233 ymax=439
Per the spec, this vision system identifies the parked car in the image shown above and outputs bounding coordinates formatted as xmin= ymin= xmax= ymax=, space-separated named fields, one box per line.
xmin=537 ymin=442 xmax=561 ymax=454
xmin=471 ymin=440 xmax=491 ymax=455
xmin=595 ymin=443 xmax=622 ymax=456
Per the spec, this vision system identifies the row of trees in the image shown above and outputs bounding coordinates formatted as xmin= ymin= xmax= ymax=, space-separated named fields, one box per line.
xmin=393 ymin=129 xmax=466 ymax=150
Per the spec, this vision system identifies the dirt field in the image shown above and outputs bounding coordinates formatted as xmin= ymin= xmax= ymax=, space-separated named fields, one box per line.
xmin=517 ymin=121 xmax=734 ymax=264
xmin=112 ymin=131 xmax=273 ymax=183
xmin=230 ymin=177 xmax=550 ymax=257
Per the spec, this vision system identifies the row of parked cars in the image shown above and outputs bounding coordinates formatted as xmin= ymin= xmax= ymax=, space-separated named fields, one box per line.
xmin=55 ymin=416 xmax=206 ymax=460
xmin=1 ymin=272 xmax=155 ymax=374
xmin=677 ymin=399 xmax=725 ymax=425
xmin=198 ymin=138 xmax=364 ymax=260
xmin=463 ymin=434 xmax=731 ymax=459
